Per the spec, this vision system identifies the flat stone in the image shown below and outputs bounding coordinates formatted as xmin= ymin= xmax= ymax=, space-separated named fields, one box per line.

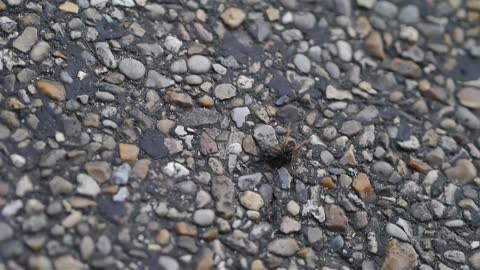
xmin=398 ymin=4 xmax=420 ymax=24
xmin=221 ymin=8 xmax=246 ymax=28
xmin=0 ymin=16 xmax=17 ymax=33
xmin=36 ymin=80 xmax=66 ymax=101
xmin=374 ymin=1 xmax=398 ymax=18
xmin=357 ymin=0 xmax=376 ymax=9
xmin=458 ymin=87 xmax=480 ymax=110
xmin=119 ymin=58 xmax=145 ymax=80
xmin=214 ymin=83 xmax=237 ymax=100
xmin=49 ymin=176 xmax=73 ymax=195
xmin=0 ymin=222 xmax=13 ymax=241
xmin=30 ymin=41 xmax=50 ymax=62
xmin=280 ymin=216 xmax=301 ymax=234
xmin=325 ymin=205 xmax=348 ymax=231
xmin=267 ymin=238 xmax=299 ymax=257
xmin=340 ymin=120 xmax=363 ymax=135
xmin=165 ymin=91 xmax=193 ymax=107
xmin=76 ymin=174 xmax=101 ymax=197
xmin=212 ymin=176 xmax=235 ymax=218
xmin=146 ymin=70 xmax=175 ymax=89
xmin=85 ymin=161 xmax=111 ymax=183
xmin=326 ymin=85 xmax=353 ymax=100
xmin=240 ymin=191 xmax=264 ymax=211
xmin=119 ymin=143 xmax=140 ymax=161
xmin=469 ymin=251 xmax=480 ymax=270
xmin=158 ymin=256 xmax=179 ymax=270
xmin=180 ymin=108 xmax=222 ymax=127
xmin=95 ymin=42 xmax=117 ymax=69
xmin=382 ymin=240 xmax=418 ymax=270
xmin=59 ymin=1 xmax=79 ymax=13
xmin=13 ymin=27 xmax=38 ymax=53
xmin=231 ymin=107 xmax=250 ymax=128
xmin=386 ymin=58 xmax=422 ymax=78
xmin=410 ymin=202 xmax=433 ymax=222
xmin=54 ymin=255 xmax=84 ymax=270
xmin=444 ymin=250 xmax=466 ymax=263
xmin=253 ymin=124 xmax=278 ymax=150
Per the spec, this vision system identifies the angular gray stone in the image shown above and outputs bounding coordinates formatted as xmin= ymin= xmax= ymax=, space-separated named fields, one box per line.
xmin=13 ymin=27 xmax=38 ymax=53
xmin=410 ymin=202 xmax=433 ymax=222
xmin=180 ymin=108 xmax=222 ymax=127
xmin=214 ymin=83 xmax=237 ymax=100
xmin=95 ymin=42 xmax=117 ymax=69
xmin=212 ymin=176 xmax=235 ymax=218
xmin=253 ymin=124 xmax=278 ymax=150
xmin=0 ymin=222 xmax=13 ymax=241
xmin=146 ymin=70 xmax=174 ymax=89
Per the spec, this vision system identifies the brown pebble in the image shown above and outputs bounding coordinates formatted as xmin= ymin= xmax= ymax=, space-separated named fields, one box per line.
xmin=352 ymin=173 xmax=375 ymax=202
xmin=36 ymin=80 xmax=66 ymax=101
xmin=176 ymin=222 xmax=197 ymax=236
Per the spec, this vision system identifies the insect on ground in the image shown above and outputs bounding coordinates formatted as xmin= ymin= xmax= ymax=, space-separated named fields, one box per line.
xmin=262 ymin=124 xmax=311 ymax=168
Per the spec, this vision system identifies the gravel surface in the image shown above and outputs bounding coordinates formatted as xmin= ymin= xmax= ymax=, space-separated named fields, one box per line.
xmin=1 ymin=0 xmax=480 ymax=269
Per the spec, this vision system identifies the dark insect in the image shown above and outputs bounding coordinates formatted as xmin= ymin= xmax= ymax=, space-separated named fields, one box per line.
xmin=262 ymin=126 xmax=310 ymax=168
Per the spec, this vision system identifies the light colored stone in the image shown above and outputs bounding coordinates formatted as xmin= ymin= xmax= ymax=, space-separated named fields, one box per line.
xmin=221 ymin=8 xmax=246 ymax=28
xmin=240 ymin=191 xmax=264 ymax=211
xmin=36 ymin=80 xmax=66 ymax=101
xmin=59 ymin=1 xmax=79 ymax=14
xmin=119 ymin=144 xmax=139 ymax=161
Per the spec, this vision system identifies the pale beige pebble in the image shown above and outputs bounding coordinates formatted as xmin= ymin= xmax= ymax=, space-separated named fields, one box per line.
xmin=0 ymin=0 xmax=6 ymax=11
xmin=221 ymin=8 xmax=246 ymax=28
xmin=445 ymin=159 xmax=477 ymax=184
xmin=165 ymin=91 xmax=193 ymax=107
xmin=36 ymin=80 xmax=66 ymax=101
xmin=240 ymin=191 xmax=264 ymax=211
xmin=156 ymin=229 xmax=170 ymax=245
xmin=266 ymin=6 xmax=280 ymax=21
xmin=382 ymin=240 xmax=418 ymax=270
xmin=119 ymin=143 xmax=139 ymax=161
xmin=198 ymin=95 xmax=215 ymax=108
xmin=467 ymin=0 xmax=480 ymax=10
xmin=54 ymin=255 xmax=84 ymax=270
xmin=59 ymin=1 xmax=79 ymax=14
xmin=62 ymin=211 xmax=82 ymax=228
xmin=457 ymin=87 xmax=480 ymax=110
xmin=132 ymin=159 xmax=151 ymax=179
xmin=355 ymin=17 xmax=372 ymax=38
xmin=251 ymin=259 xmax=267 ymax=270
xmin=196 ymin=9 xmax=207 ymax=22
xmin=157 ymin=119 xmax=175 ymax=134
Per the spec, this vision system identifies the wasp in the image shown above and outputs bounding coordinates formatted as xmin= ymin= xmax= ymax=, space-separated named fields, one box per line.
xmin=262 ymin=125 xmax=310 ymax=168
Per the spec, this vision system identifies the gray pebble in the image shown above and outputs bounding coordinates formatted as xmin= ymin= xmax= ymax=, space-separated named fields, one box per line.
xmin=187 ymin=55 xmax=211 ymax=74
xmin=119 ymin=58 xmax=146 ymax=80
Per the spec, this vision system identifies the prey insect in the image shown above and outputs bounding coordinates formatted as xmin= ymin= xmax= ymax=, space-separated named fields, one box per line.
xmin=262 ymin=125 xmax=310 ymax=168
